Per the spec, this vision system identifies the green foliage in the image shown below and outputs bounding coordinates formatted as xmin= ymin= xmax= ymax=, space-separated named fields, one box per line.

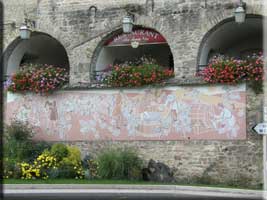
xmin=61 ymin=146 xmax=81 ymax=166
xmin=30 ymin=141 xmax=51 ymax=162
xmin=4 ymin=121 xmax=50 ymax=162
xmin=4 ymin=120 xmax=35 ymax=162
xmin=3 ymin=158 xmax=21 ymax=179
xmin=20 ymin=152 xmax=58 ymax=180
xmin=97 ymin=148 xmax=143 ymax=180
xmin=3 ymin=121 xmax=52 ymax=179
xmin=58 ymin=146 xmax=84 ymax=179
xmin=50 ymin=143 xmax=69 ymax=162
xmin=87 ymin=159 xmax=99 ymax=179
xmin=120 ymin=148 xmax=143 ymax=180
xmin=82 ymin=155 xmax=98 ymax=180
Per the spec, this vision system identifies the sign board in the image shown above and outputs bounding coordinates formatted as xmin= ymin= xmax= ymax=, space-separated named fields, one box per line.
xmin=253 ymin=123 xmax=267 ymax=135
xmin=105 ymin=28 xmax=167 ymax=47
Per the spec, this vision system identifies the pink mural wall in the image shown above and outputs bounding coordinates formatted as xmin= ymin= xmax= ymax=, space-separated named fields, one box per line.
xmin=5 ymin=84 xmax=246 ymax=141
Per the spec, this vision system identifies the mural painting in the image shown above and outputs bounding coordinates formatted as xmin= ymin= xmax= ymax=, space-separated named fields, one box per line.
xmin=5 ymin=85 xmax=246 ymax=141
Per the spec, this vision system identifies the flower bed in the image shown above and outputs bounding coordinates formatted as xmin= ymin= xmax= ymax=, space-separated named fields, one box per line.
xmin=197 ymin=53 xmax=263 ymax=84
xmin=5 ymin=64 xmax=69 ymax=94
xmin=104 ymin=64 xmax=174 ymax=87
xmin=197 ymin=53 xmax=264 ymax=93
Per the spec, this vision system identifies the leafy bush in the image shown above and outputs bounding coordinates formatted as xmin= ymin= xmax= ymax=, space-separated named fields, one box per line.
xmin=20 ymin=152 xmax=58 ymax=180
xmin=104 ymin=64 xmax=174 ymax=87
xmin=97 ymin=148 xmax=143 ymax=180
xmin=83 ymin=157 xmax=99 ymax=179
xmin=30 ymin=141 xmax=51 ymax=162
xmin=58 ymin=146 xmax=84 ymax=179
xmin=3 ymin=158 xmax=21 ymax=179
xmin=82 ymin=155 xmax=99 ymax=179
xmin=4 ymin=120 xmax=35 ymax=162
xmin=61 ymin=146 xmax=81 ymax=166
xmin=4 ymin=121 xmax=51 ymax=163
xmin=5 ymin=63 xmax=69 ymax=94
xmin=50 ymin=143 xmax=69 ymax=162
xmin=16 ymin=145 xmax=84 ymax=180
xmin=3 ymin=121 xmax=53 ymax=179
xmin=120 ymin=148 xmax=143 ymax=180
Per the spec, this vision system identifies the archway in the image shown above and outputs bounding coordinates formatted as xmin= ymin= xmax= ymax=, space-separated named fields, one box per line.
xmin=197 ymin=15 xmax=263 ymax=71
xmin=3 ymin=32 xmax=69 ymax=76
xmin=91 ymin=27 xmax=174 ymax=81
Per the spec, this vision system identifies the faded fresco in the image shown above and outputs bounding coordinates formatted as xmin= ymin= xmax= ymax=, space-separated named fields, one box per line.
xmin=5 ymin=84 xmax=246 ymax=141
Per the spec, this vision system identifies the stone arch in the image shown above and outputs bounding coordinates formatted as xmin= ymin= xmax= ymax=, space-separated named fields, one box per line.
xmin=90 ymin=26 xmax=174 ymax=81
xmin=2 ymin=31 xmax=70 ymax=76
xmin=197 ymin=14 xmax=263 ymax=71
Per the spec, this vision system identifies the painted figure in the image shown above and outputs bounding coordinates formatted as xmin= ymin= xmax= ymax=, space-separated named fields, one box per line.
xmin=212 ymin=103 xmax=238 ymax=138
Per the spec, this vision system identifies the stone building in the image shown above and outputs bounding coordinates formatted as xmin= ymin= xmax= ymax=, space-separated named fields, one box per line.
xmin=2 ymin=0 xmax=267 ymax=187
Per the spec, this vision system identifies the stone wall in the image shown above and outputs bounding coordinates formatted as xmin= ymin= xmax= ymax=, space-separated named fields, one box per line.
xmin=65 ymin=86 xmax=263 ymax=189
xmin=2 ymin=0 xmax=266 ymax=82
xmin=2 ymin=0 xmax=266 ymax=188
xmin=4 ymin=84 xmax=263 ymax=188
xmin=5 ymin=85 xmax=247 ymax=141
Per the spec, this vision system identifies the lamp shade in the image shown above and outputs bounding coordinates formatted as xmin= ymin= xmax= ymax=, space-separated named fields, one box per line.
xmin=122 ymin=16 xmax=134 ymax=33
xmin=234 ymin=6 xmax=246 ymax=24
xmin=19 ymin=25 xmax=31 ymax=39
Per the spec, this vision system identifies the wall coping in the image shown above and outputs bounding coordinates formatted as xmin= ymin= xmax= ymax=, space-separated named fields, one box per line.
xmin=64 ymin=77 xmax=209 ymax=90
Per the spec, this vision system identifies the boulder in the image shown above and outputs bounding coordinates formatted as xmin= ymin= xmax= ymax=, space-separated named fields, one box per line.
xmin=142 ymin=159 xmax=175 ymax=183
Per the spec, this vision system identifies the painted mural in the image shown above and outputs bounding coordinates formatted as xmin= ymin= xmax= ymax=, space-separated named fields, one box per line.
xmin=5 ymin=84 xmax=246 ymax=141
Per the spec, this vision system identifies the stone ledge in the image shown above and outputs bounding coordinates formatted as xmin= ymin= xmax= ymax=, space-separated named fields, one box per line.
xmin=63 ymin=77 xmax=208 ymax=90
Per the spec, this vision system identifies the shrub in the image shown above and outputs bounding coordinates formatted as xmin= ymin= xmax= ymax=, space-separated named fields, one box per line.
xmin=16 ymin=144 xmax=84 ymax=180
xmin=97 ymin=147 xmax=143 ymax=180
xmin=58 ymin=146 xmax=84 ymax=179
xmin=120 ymin=148 xmax=143 ymax=180
xmin=61 ymin=146 xmax=81 ymax=166
xmin=4 ymin=120 xmax=35 ymax=162
xmin=3 ymin=121 xmax=50 ymax=162
xmin=19 ymin=151 xmax=58 ymax=180
xmin=5 ymin=63 xmax=69 ymax=94
xmin=3 ymin=121 xmax=52 ymax=179
xmin=82 ymin=155 xmax=99 ymax=179
xmin=87 ymin=159 xmax=99 ymax=179
xmin=104 ymin=64 xmax=174 ymax=87
xmin=30 ymin=141 xmax=51 ymax=162
xmin=50 ymin=143 xmax=69 ymax=162
xmin=3 ymin=158 xmax=21 ymax=179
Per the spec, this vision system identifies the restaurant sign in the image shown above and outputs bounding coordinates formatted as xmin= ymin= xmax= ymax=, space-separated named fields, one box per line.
xmin=105 ymin=29 xmax=167 ymax=47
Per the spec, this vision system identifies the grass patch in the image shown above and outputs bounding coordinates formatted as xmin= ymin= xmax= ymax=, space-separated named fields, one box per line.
xmin=3 ymin=179 xmax=262 ymax=190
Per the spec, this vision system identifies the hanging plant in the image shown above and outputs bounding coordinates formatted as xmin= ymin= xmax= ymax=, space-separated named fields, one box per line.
xmin=5 ymin=64 xmax=69 ymax=94
xmin=104 ymin=64 xmax=174 ymax=87
xmin=197 ymin=53 xmax=264 ymax=93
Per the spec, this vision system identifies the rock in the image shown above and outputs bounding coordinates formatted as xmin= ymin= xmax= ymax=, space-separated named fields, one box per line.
xmin=142 ymin=159 xmax=175 ymax=183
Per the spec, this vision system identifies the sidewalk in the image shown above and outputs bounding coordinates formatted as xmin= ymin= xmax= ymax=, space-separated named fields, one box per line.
xmin=4 ymin=184 xmax=264 ymax=199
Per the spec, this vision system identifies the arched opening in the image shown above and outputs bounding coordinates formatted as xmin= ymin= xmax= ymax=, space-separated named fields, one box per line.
xmin=91 ymin=27 xmax=174 ymax=81
xmin=197 ymin=15 xmax=263 ymax=71
xmin=3 ymin=32 xmax=69 ymax=76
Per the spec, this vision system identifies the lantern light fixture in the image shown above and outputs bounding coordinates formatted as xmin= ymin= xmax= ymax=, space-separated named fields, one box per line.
xmin=19 ymin=18 xmax=35 ymax=39
xmin=234 ymin=0 xmax=246 ymax=24
xmin=122 ymin=14 xmax=134 ymax=34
